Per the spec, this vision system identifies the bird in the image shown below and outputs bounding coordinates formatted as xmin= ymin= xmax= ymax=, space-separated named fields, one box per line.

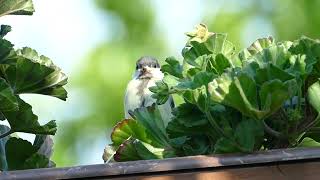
xmin=124 ymin=56 xmax=174 ymax=126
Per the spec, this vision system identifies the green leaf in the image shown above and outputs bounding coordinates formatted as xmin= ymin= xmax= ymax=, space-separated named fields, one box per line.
xmin=132 ymin=105 xmax=170 ymax=147
xmin=0 ymin=25 xmax=11 ymax=38
xmin=214 ymin=137 xmax=239 ymax=153
xmin=208 ymin=53 xmax=233 ymax=74
xmin=149 ymin=81 xmax=170 ymax=105
xmin=181 ymin=136 xmax=210 ymax=156
xmin=5 ymin=137 xmax=49 ymax=170
xmin=3 ymin=98 xmax=57 ymax=135
xmin=259 ymin=80 xmax=292 ymax=115
xmin=234 ymin=119 xmax=264 ymax=152
xmin=113 ymin=138 xmax=140 ymax=162
xmin=6 ymin=137 xmax=35 ymax=170
xmin=307 ymin=80 xmax=320 ymax=113
xmin=298 ymin=137 xmax=320 ymax=147
xmin=242 ymin=41 xmax=292 ymax=69
xmin=0 ymin=77 xmax=18 ymax=111
xmin=0 ymin=125 xmax=10 ymax=170
xmin=208 ymin=72 xmax=293 ymax=120
xmin=239 ymin=37 xmax=274 ymax=61
xmin=134 ymin=139 xmax=167 ymax=159
xmin=1 ymin=47 xmax=68 ymax=100
xmin=255 ymin=64 xmax=295 ymax=85
xmin=23 ymin=153 xmax=49 ymax=169
xmin=289 ymin=36 xmax=320 ymax=77
xmin=182 ymin=33 xmax=236 ymax=64
xmin=0 ymin=0 xmax=34 ymax=17
xmin=171 ymin=103 xmax=208 ymax=128
xmin=111 ymin=119 xmax=155 ymax=147
xmin=161 ymin=57 xmax=183 ymax=78
xmin=0 ymin=38 xmax=16 ymax=64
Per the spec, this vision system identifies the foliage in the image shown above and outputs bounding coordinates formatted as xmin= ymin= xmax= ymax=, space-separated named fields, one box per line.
xmin=0 ymin=0 xmax=67 ymax=170
xmin=53 ymin=0 xmax=320 ymax=166
xmin=106 ymin=24 xmax=320 ymax=162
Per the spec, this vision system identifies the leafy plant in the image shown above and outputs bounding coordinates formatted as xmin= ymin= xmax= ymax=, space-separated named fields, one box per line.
xmin=105 ymin=23 xmax=320 ymax=162
xmin=0 ymin=0 xmax=68 ymax=170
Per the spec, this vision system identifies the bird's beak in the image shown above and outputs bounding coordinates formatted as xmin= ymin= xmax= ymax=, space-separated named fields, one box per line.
xmin=138 ymin=67 xmax=152 ymax=79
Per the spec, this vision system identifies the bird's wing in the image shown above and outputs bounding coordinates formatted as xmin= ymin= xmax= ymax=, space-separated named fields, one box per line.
xmin=124 ymin=79 xmax=142 ymax=119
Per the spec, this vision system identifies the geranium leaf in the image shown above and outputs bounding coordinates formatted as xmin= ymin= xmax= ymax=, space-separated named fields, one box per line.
xmin=0 ymin=0 xmax=34 ymax=17
xmin=5 ymin=137 xmax=49 ymax=170
xmin=2 ymin=97 xmax=57 ymax=135
xmin=239 ymin=37 xmax=274 ymax=61
xmin=113 ymin=138 xmax=140 ymax=162
xmin=0 ymin=77 xmax=18 ymax=112
xmin=214 ymin=137 xmax=239 ymax=153
xmin=1 ymin=47 xmax=68 ymax=100
xmin=234 ymin=119 xmax=264 ymax=152
xmin=209 ymin=72 xmax=294 ymax=120
xmin=23 ymin=153 xmax=49 ymax=169
xmin=0 ymin=25 xmax=11 ymax=38
xmin=132 ymin=105 xmax=170 ymax=147
xmin=298 ymin=137 xmax=320 ymax=147
xmin=307 ymin=80 xmax=320 ymax=113
xmin=134 ymin=139 xmax=166 ymax=160
xmin=161 ymin=57 xmax=183 ymax=78
xmin=111 ymin=119 xmax=158 ymax=147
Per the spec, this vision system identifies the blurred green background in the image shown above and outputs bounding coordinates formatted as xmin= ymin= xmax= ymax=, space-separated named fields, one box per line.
xmin=2 ymin=0 xmax=320 ymax=166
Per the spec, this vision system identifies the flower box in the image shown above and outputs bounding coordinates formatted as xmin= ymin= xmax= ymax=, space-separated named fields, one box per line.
xmin=1 ymin=147 xmax=320 ymax=180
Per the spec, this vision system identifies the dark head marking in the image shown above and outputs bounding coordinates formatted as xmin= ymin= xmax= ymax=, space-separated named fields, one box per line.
xmin=136 ymin=56 xmax=160 ymax=70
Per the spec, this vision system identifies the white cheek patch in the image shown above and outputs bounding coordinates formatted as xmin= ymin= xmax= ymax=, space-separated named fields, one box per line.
xmin=145 ymin=67 xmax=163 ymax=80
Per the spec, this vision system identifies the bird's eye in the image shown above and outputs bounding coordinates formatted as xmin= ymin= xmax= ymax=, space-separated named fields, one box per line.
xmin=153 ymin=64 xmax=157 ymax=68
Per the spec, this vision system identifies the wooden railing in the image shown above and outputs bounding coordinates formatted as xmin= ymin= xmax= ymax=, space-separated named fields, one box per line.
xmin=1 ymin=147 xmax=320 ymax=180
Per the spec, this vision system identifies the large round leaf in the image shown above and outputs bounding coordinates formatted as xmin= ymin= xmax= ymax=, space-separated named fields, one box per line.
xmin=111 ymin=119 xmax=152 ymax=146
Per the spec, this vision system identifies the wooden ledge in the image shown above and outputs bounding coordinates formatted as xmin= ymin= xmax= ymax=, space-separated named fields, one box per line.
xmin=1 ymin=147 xmax=320 ymax=180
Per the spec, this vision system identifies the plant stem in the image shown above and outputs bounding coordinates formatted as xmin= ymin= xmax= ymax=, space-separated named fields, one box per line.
xmin=299 ymin=114 xmax=320 ymax=133
xmin=0 ymin=129 xmax=12 ymax=139
xmin=262 ymin=120 xmax=285 ymax=139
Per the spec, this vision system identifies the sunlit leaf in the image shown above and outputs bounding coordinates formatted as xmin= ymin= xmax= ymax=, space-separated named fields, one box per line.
xmin=208 ymin=72 xmax=294 ymax=120
xmin=307 ymin=80 xmax=320 ymax=113
xmin=0 ymin=47 xmax=68 ymax=100
xmin=239 ymin=37 xmax=274 ymax=61
xmin=298 ymin=137 xmax=320 ymax=147
xmin=111 ymin=119 xmax=155 ymax=146
xmin=0 ymin=0 xmax=34 ymax=17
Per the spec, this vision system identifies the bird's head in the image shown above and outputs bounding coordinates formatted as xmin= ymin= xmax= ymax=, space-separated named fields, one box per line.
xmin=133 ymin=56 xmax=162 ymax=80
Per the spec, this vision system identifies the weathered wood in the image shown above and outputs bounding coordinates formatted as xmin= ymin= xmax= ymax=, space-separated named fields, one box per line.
xmin=1 ymin=147 xmax=320 ymax=180
xmin=109 ymin=161 xmax=320 ymax=180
